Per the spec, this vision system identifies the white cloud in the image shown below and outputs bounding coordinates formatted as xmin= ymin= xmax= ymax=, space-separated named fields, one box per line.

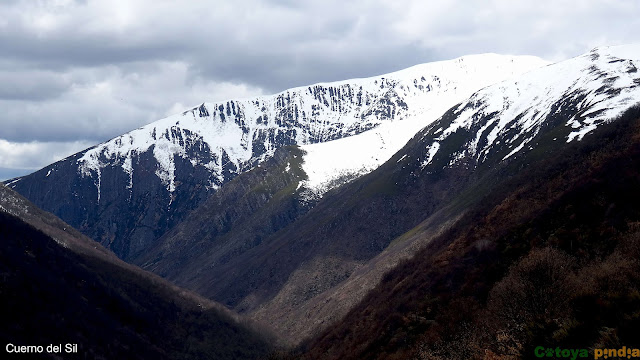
xmin=0 ymin=139 xmax=93 ymax=169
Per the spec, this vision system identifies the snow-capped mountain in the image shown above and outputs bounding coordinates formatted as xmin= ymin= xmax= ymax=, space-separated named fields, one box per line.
xmin=77 ymin=53 xmax=545 ymax=198
xmin=5 ymin=44 xmax=640 ymax=348
xmin=6 ymin=53 xmax=547 ymax=260
xmin=131 ymin=44 xmax=640 ymax=345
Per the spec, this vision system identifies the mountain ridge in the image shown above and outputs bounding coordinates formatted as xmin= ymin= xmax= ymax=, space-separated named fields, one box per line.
xmin=5 ymin=52 xmax=547 ymax=260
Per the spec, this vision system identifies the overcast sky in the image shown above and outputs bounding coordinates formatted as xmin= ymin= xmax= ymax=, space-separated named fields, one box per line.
xmin=1 ymin=0 xmax=638 ymax=180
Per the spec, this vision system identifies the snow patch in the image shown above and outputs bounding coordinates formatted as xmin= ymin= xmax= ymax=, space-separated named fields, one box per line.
xmin=122 ymin=156 xmax=133 ymax=190
xmin=422 ymin=142 xmax=440 ymax=167
xmin=5 ymin=178 xmax=21 ymax=186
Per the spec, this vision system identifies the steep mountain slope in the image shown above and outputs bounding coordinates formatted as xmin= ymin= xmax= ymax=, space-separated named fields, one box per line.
xmin=0 ymin=184 xmax=274 ymax=359
xmin=5 ymin=54 xmax=546 ymax=260
xmin=303 ymin=104 xmax=640 ymax=360
xmin=136 ymin=45 xmax=640 ymax=345
xmin=136 ymin=145 xmax=310 ymax=283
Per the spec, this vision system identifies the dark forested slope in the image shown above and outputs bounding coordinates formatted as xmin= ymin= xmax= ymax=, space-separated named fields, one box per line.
xmin=0 ymin=185 xmax=273 ymax=360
